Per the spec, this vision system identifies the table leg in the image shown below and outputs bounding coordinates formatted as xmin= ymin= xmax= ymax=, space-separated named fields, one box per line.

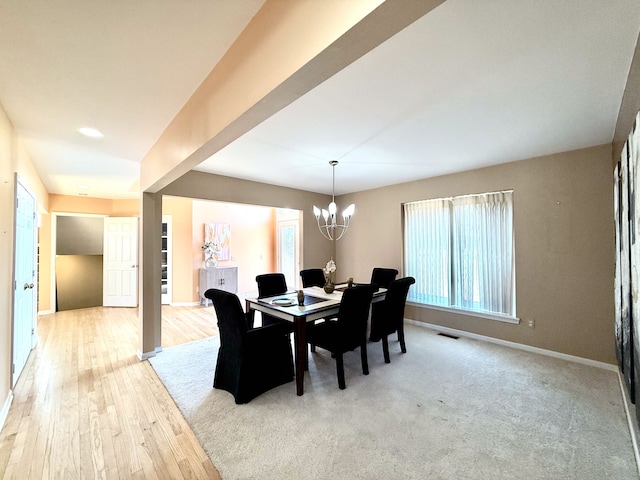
xmin=294 ymin=317 xmax=306 ymax=396
xmin=244 ymin=301 xmax=256 ymax=329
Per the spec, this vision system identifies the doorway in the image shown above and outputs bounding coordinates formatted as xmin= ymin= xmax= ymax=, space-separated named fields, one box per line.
xmin=276 ymin=209 xmax=301 ymax=290
xmin=51 ymin=214 xmax=139 ymax=310
xmin=54 ymin=214 xmax=105 ymax=311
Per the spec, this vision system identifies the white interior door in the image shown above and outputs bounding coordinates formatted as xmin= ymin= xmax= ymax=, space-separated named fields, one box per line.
xmin=103 ymin=217 xmax=138 ymax=307
xmin=13 ymin=179 xmax=36 ymax=386
xmin=277 ymin=219 xmax=299 ymax=290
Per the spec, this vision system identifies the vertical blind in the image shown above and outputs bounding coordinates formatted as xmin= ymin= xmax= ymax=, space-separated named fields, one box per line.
xmin=404 ymin=191 xmax=514 ymax=316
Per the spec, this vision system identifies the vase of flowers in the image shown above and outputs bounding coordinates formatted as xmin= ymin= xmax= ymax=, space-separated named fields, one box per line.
xmin=202 ymin=242 xmax=219 ymax=268
xmin=323 ymin=259 xmax=336 ymax=293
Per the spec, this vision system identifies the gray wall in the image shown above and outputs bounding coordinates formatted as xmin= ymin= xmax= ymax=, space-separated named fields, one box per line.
xmin=164 ymin=145 xmax=615 ymax=364
xmin=56 ymin=255 xmax=103 ymax=311
xmin=337 ymin=144 xmax=615 ymax=364
xmin=56 ymin=216 xmax=104 ymax=255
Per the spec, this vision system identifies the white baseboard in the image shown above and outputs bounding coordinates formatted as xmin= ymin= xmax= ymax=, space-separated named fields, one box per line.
xmin=0 ymin=390 xmax=14 ymax=434
xmin=168 ymin=302 xmax=200 ymax=307
xmin=37 ymin=309 xmax=54 ymax=315
xmin=617 ymin=371 xmax=640 ymax=478
xmin=137 ymin=346 xmax=162 ymax=361
xmin=406 ymin=319 xmax=617 ymax=372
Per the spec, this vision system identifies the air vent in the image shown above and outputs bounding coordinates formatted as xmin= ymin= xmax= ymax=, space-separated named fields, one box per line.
xmin=437 ymin=332 xmax=459 ymax=340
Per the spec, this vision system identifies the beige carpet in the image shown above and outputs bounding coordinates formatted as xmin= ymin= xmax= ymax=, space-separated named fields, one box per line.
xmin=149 ymin=324 xmax=638 ymax=479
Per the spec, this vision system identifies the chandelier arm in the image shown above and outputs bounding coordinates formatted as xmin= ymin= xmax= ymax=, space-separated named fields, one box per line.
xmin=316 ymin=216 xmax=333 ymax=241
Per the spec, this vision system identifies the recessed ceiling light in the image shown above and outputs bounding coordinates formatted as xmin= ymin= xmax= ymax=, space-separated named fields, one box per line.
xmin=77 ymin=127 xmax=103 ymax=138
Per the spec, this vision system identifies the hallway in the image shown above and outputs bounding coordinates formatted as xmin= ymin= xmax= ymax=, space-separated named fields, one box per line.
xmin=0 ymin=305 xmax=219 ymax=479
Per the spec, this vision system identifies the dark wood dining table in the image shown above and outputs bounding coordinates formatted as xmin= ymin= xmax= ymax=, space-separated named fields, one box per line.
xmin=245 ymin=284 xmax=386 ymax=396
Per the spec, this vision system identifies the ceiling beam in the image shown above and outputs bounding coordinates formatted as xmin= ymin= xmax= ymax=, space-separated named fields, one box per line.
xmin=140 ymin=0 xmax=445 ymax=193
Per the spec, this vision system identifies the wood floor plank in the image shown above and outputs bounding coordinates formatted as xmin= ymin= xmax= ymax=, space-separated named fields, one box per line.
xmin=99 ymin=409 xmax=120 ymax=480
xmin=0 ymin=305 xmax=221 ymax=480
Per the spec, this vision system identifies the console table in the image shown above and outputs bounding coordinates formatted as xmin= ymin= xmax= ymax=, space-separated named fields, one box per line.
xmin=199 ymin=267 xmax=238 ymax=305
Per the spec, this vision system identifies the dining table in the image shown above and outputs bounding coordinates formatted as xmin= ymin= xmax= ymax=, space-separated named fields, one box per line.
xmin=245 ymin=284 xmax=386 ymax=396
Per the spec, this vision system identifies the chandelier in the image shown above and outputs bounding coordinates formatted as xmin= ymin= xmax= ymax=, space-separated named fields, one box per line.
xmin=313 ymin=160 xmax=355 ymax=241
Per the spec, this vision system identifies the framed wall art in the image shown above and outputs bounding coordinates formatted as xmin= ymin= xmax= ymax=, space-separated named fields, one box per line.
xmin=204 ymin=223 xmax=231 ymax=261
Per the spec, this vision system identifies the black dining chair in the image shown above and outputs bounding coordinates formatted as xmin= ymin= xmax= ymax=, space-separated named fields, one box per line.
xmin=369 ymin=268 xmax=399 ymax=342
xmin=369 ymin=277 xmax=415 ymax=363
xmin=299 ymin=268 xmax=332 ymax=353
xmin=205 ymin=288 xmax=294 ymax=404
xmin=300 ymin=268 xmax=325 ymax=288
xmin=306 ymin=284 xmax=377 ymax=390
xmin=255 ymin=273 xmax=292 ymax=328
xmin=370 ymin=267 xmax=399 ymax=289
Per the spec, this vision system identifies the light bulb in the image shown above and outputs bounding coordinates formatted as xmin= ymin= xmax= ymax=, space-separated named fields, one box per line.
xmin=343 ymin=204 xmax=355 ymax=218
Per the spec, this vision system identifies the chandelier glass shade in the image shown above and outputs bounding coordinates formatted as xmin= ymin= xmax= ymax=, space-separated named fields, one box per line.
xmin=313 ymin=160 xmax=355 ymax=241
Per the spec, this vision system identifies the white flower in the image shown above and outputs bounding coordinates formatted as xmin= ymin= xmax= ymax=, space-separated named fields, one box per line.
xmin=202 ymin=242 xmax=220 ymax=260
xmin=323 ymin=259 xmax=336 ymax=276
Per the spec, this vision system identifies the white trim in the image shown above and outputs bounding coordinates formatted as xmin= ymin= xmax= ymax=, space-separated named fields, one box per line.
xmin=169 ymin=302 xmax=201 ymax=307
xmin=406 ymin=319 xmax=617 ymax=371
xmin=408 ymin=302 xmax=520 ymax=324
xmin=0 ymin=390 xmax=14 ymax=433
xmin=137 ymin=346 xmax=162 ymax=361
xmin=617 ymin=371 xmax=640 ymax=477
xmin=37 ymin=309 xmax=54 ymax=315
xmin=161 ymin=215 xmax=172 ymax=305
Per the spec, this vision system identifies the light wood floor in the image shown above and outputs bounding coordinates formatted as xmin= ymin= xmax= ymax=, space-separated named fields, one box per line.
xmin=0 ymin=304 xmax=221 ymax=479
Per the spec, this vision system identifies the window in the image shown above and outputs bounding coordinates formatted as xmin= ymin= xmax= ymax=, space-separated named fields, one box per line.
xmin=403 ymin=191 xmax=515 ymax=318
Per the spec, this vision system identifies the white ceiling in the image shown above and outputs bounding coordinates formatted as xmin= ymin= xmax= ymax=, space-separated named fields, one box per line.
xmin=1 ymin=0 xmax=639 ymax=199
xmin=0 ymin=0 xmax=266 ymax=198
